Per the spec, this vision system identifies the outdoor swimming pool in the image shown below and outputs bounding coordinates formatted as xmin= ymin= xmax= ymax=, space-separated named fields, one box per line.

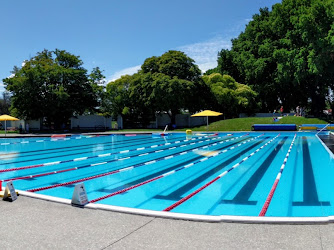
xmin=0 ymin=132 xmax=334 ymax=221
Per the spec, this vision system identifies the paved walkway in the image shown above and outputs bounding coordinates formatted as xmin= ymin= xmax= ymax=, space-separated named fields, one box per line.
xmin=1 ymin=131 xmax=334 ymax=249
xmin=2 ymin=196 xmax=334 ymax=249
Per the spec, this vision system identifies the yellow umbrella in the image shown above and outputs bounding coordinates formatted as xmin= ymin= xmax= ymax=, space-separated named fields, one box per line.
xmin=191 ymin=110 xmax=223 ymax=129
xmin=0 ymin=115 xmax=19 ymax=136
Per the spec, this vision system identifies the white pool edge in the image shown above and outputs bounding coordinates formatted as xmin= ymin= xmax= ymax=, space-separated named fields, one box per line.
xmin=18 ymin=190 xmax=334 ymax=224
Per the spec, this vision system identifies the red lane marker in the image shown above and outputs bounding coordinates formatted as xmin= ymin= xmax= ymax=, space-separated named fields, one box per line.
xmin=5 ymin=168 xmax=78 ymax=182
xmin=27 ymin=169 xmax=121 ymax=192
xmin=163 ymin=176 xmax=220 ymax=212
xmin=258 ymin=133 xmax=296 ymax=216
xmin=259 ymin=179 xmax=279 ymax=216
xmin=90 ymin=175 xmax=163 ymax=203
xmin=0 ymin=164 xmax=44 ymax=173
xmin=6 ymin=133 xmax=234 ymax=182
xmin=24 ymin=133 xmax=242 ymax=192
xmin=27 ymin=134 xmax=238 ymax=193
xmin=90 ymin=133 xmax=252 ymax=204
xmin=163 ymin=133 xmax=274 ymax=212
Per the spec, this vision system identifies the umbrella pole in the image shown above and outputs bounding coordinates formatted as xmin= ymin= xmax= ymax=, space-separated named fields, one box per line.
xmin=5 ymin=120 xmax=6 ymax=137
xmin=207 ymin=116 xmax=208 ymax=130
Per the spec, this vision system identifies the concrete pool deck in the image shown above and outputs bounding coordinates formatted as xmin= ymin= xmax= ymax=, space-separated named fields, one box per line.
xmin=1 ymin=131 xmax=334 ymax=249
xmin=2 ymin=196 xmax=334 ymax=249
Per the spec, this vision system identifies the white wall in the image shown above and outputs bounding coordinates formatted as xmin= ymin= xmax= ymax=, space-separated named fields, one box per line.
xmin=26 ymin=119 xmax=41 ymax=130
xmin=155 ymin=113 xmax=207 ymax=128
xmin=70 ymin=115 xmax=113 ymax=129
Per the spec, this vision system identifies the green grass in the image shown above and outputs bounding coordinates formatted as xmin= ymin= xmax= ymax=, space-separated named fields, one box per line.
xmin=178 ymin=116 xmax=328 ymax=132
xmin=0 ymin=130 xmax=19 ymax=134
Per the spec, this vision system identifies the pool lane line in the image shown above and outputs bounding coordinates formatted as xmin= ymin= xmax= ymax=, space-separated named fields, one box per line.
xmin=0 ymin=133 xmax=229 ymax=173
xmin=0 ymin=133 xmax=184 ymax=160
xmin=0 ymin=134 xmax=109 ymax=147
xmin=0 ymin=135 xmax=148 ymax=159
xmin=0 ymin=133 xmax=191 ymax=165
xmin=0 ymin=132 xmax=174 ymax=158
xmin=88 ymin=134 xmax=264 ymax=203
xmin=26 ymin=133 xmax=253 ymax=193
xmin=292 ymin=137 xmax=330 ymax=206
xmin=258 ymin=134 xmax=296 ymax=216
xmin=7 ymin=134 xmax=242 ymax=183
xmin=163 ymin=133 xmax=280 ymax=212
xmin=222 ymin=136 xmax=289 ymax=205
xmin=26 ymin=134 xmax=250 ymax=192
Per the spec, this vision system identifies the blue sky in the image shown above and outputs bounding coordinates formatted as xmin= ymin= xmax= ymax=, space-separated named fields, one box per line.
xmin=0 ymin=0 xmax=281 ymax=92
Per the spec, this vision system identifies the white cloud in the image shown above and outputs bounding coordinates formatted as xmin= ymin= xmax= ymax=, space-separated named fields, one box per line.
xmin=107 ymin=37 xmax=232 ymax=82
xmin=176 ymin=37 xmax=232 ymax=73
xmin=0 ymin=82 xmax=6 ymax=94
xmin=107 ymin=65 xmax=141 ymax=83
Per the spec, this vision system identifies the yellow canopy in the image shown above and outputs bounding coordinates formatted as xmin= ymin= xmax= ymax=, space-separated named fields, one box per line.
xmin=0 ymin=114 xmax=19 ymax=136
xmin=191 ymin=110 xmax=223 ymax=117
xmin=191 ymin=110 xmax=223 ymax=129
xmin=0 ymin=115 xmax=19 ymax=121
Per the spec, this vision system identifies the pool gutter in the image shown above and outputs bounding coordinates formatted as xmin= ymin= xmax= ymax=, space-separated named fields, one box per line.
xmin=316 ymin=133 xmax=334 ymax=159
xmin=18 ymin=190 xmax=334 ymax=224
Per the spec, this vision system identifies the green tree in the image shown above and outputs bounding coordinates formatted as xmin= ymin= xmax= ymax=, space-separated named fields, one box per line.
xmin=106 ymin=50 xmax=206 ymax=128
xmin=0 ymin=91 xmax=11 ymax=115
xmin=106 ymin=75 xmax=136 ymax=127
xmin=202 ymin=73 xmax=258 ymax=117
xmin=215 ymin=0 xmax=334 ymax=115
xmin=89 ymin=67 xmax=109 ymax=116
xmin=3 ymin=49 xmax=98 ymax=128
xmin=140 ymin=50 xmax=204 ymax=124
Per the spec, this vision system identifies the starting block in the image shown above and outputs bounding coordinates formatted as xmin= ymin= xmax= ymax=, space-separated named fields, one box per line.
xmin=0 ymin=181 xmax=18 ymax=201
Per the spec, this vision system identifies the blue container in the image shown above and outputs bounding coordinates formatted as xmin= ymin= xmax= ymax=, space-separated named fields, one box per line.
xmin=252 ymin=124 xmax=297 ymax=131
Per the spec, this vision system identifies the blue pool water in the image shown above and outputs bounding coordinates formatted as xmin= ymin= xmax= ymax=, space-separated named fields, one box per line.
xmin=0 ymin=132 xmax=333 ymax=217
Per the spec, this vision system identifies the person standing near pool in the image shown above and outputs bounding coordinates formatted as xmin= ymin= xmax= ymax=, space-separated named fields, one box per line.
xmin=280 ymin=106 xmax=283 ymax=115
xmin=25 ymin=123 xmax=29 ymax=133
xmin=296 ymin=106 xmax=300 ymax=116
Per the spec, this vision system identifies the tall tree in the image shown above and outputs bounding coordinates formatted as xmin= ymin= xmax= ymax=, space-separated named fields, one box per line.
xmin=106 ymin=50 xmax=206 ymax=127
xmin=140 ymin=50 xmax=204 ymax=124
xmin=0 ymin=91 xmax=11 ymax=115
xmin=215 ymin=0 xmax=334 ymax=115
xmin=3 ymin=49 xmax=98 ymax=128
xmin=106 ymin=75 xmax=136 ymax=127
xmin=202 ymin=73 xmax=258 ymax=117
xmin=89 ymin=67 xmax=109 ymax=116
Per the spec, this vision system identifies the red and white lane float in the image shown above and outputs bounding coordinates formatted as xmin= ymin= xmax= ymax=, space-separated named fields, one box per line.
xmin=259 ymin=133 xmax=296 ymax=216
xmin=163 ymin=133 xmax=280 ymax=212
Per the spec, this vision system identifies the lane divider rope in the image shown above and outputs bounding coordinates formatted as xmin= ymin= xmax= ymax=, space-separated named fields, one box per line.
xmin=258 ymin=133 xmax=297 ymax=216
xmin=0 ymin=133 xmax=225 ymax=173
xmin=89 ymin=134 xmax=263 ymax=203
xmin=26 ymin=134 xmax=248 ymax=192
xmin=5 ymin=135 xmax=245 ymax=182
xmin=0 ymin=133 xmax=186 ymax=161
xmin=163 ymin=133 xmax=280 ymax=212
xmin=0 ymin=133 xmax=187 ymax=163
xmin=0 ymin=134 xmax=108 ymax=146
